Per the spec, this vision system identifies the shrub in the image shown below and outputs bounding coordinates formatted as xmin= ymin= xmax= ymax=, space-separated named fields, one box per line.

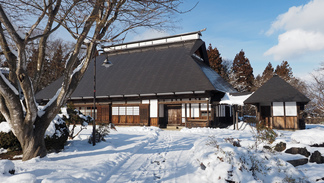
xmin=44 ymin=117 xmax=69 ymax=152
xmin=0 ymin=131 xmax=21 ymax=151
xmin=88 ymin=123 xmax=110 ymax=144
xmin=62 ymin=102 xmax=90 ymax=140
xmin=0 ymin=116 xmax=69 ymax=153
xmin=250 ymin=123 xmax=277 ymax=151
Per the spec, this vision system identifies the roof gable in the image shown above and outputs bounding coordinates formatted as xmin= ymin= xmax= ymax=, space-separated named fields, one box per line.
xmin=244 ymin=75 xmax=310 ymax=104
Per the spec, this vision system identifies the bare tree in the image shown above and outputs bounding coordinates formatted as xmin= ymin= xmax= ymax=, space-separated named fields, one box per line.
xmin=307 ymin=64 xmax=324 ymax=117
xmin=0 ymin=0 xmax=184 ymax=161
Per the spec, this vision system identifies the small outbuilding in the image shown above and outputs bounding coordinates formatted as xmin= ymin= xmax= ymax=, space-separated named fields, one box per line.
xmin=244 ymin=75 xmax=310 ymax=129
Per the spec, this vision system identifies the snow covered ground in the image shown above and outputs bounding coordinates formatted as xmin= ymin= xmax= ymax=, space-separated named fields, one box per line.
xmin=1 ymin=123 xmax=324 ymax=183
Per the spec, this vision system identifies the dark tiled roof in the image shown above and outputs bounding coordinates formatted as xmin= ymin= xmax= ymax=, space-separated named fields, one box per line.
xmin=244 ymin=75 xmax=310 ymax=104
xmin=36 ymin=39 xmax=236 ymax=100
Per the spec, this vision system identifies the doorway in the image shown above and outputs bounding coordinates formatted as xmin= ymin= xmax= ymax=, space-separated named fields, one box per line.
xmin=165 ymin=105 xmax=182 ymax=126
xmin=261 ymin=106 xmax=271 ymax=127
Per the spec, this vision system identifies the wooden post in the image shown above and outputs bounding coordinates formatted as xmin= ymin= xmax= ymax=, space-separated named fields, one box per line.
xmin=207 ymin=100 xmax=210 ymax=127
xmin=283 ymin=102 xmax=286 ymax=129
xmin=233 ymin=105 xmax=236 ymax=130
xmin=185 ymin=103 xmax=187 ymax=128
xmin=270 ymin=103 xmax=273 ymax=129
xmin=236 ymin=106 xmax=239 ymax=130
xmin=235 ymin=106 xmax=238 ymax=130
xmin=211 ymin=103 xmax=215 ymax=128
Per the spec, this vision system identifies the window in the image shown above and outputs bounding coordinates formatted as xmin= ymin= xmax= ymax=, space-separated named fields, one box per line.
xmin=127 ymin=107 xmax=134 ymax=115
xmin=215 ymin=105 xmax=226 ymax=117
xmin=285 ymin=102 xmax=297 ymax=116
xmin=119 ymin=107 xmax=126 ymax=115
xmin=112 ymin=107 xmax=119 ymax=115
xmin=273 ymin=102 xmax=284 ymax=116
xmin=134 ymin=106 xmax=139 ymax=115
xmin=191 ymin=103 xmax=199 ymax=118
xmin=273 ymin=102 xmax=297 ymax=117
xmin=150 ymin=99 xmax=158 ymax=118
xmin=201 ymin=111 xmax=211 ymax=117
xmin=112 ymin=106 xmax=140 ymax=116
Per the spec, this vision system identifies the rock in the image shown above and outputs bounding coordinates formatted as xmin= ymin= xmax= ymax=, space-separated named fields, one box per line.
xmin=310 ymin=143 xmax=324 ymax=147
xmin=274 ymin=142 xmax=286 ymax=152
xmin=200 ymin=162 xmax=206 ymax=170
xmin=285 ymin=147 xmax=310 ymax=157
xmin=316 ymin=177 xmax=324 ymax=181
xmin=263 ymin=145 xmax=272 ymax=150
xmin=310 ymin=151 xmax=324 ymax=164
xmin=287 ymin=158 xmax=308 ymax=167
xmin=233 ymin=140 xmax=241 ymax=147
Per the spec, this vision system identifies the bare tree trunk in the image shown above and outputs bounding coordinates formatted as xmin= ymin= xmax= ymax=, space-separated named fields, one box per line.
xmin=21 ymin=132 xmax=47 ymax=161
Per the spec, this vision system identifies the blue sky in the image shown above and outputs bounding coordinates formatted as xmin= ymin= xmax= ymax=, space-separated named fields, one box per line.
xmin=129 ymin=0 xmax=324 ymax=81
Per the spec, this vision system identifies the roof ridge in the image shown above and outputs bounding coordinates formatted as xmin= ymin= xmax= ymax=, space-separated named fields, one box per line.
xmin=103 ymin=29 xmax=206 ymax=52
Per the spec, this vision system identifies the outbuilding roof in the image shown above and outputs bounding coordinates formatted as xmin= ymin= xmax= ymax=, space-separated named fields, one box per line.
xmin=36 ymin=33 xmax=236 ymax=101
xmin=244 ymin=75 xmax=310 ymax=104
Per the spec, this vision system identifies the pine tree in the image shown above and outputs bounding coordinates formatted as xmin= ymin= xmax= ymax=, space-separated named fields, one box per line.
xmin=27 ymin=48 xmax=39 ymax=79
xmin=275 ymin=61 xmax=293 ymax=81
xmin=262 ymin=62 xmax=274 ymax=82
xmin=51 ymin=44 xmax=66 ymax=81
xmin=254 ymin=62 xmax=274 ymax=89
xmin=231 ymin=50 xmax=254 ymax=92
xmin=26 ymin=42 xmax=68 ymax=91
xmin=207 ymin=44 xmax=224 ymax=76
xmin=274 ymin=61 xmax=306 ymax=96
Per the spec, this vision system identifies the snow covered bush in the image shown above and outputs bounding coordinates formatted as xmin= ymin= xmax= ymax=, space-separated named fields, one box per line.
xmin=250 ymin=123 xmax=277 ymax=151
xmin=61 ymin=103 xmax=89 ymax=140
xmin=88 ymin=123 xmax=110 ymax=144
xmin=43 ymin=115 xmax=69 ymax=152
xmin=204 ymin=135 xmax=306 ymax=182
xmin=0 ymin=113 xmax=68 ymax=152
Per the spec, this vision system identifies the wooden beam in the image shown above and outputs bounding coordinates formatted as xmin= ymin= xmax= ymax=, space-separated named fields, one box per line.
xmin=158 ymin=100 xmax=208 ymax=104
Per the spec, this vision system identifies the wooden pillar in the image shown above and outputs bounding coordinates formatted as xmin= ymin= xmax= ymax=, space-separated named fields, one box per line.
xmin=270 ymin=102 xmax=273 ymax=129
xmin=236 ymin=105 xmax=239 ymax=130
xmin=207 ymin=100 xmax=210 ymax=127
xmin=235 ymin=106 xmax=238 ymax=130
xmin=185 ymin=103 xmax=187 ymax=128
xmin=283 ymin=102 xmax=286 ymax=129
xmin=211 ymin=103 xmax=215 ymax=127
xmin=232 ymin=105 xmax=236 ymax=130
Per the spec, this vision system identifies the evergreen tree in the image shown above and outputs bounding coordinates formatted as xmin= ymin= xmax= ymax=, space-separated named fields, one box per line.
xmin=274 ymin=61 xmax=306 ymax=96
xmin=275 ymin=61 xmax=293 ymax=81
xmin=51 ymin=44 xmax=66 ymax=81
xmin=231 ymin=50 xmax=254 ymax=92
xmin=254 ymin=62 xmax=274 ymax=89
xmin=262 ymin=62 xmax=274 ymax=81
xmin=207 ymin=44 xmax=224 ymax=76
xmin=221 ymin=59 xmax=232 ymax=82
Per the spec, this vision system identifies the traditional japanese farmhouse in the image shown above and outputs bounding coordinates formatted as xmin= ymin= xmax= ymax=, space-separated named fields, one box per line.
xmin=244 ymin=75 xmax=310 ymax=129
xmin=36 ymin=30 xmax=237 ymax=128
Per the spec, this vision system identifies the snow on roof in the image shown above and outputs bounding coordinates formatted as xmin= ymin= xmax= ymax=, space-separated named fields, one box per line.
xmin=220 ymin=92 xmax=252 ymax=106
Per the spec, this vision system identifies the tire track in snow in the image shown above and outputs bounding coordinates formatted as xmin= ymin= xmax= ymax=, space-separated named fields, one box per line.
xmin=161 ymin=133 xmax=193 ymax=183
xmin=104 ymin=132 xmax=173 ymax=183
xmin=101 ymin=131 xmax=160 ymax=183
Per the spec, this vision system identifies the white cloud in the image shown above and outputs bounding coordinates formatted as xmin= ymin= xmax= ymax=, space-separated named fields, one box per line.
xmin=265 ymin=0 xmax=324 ymax=60
xmin=130 ymin=29 xmax=170 ymax=42
xmin=264 ymin=29 xmax=324 ymax=60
